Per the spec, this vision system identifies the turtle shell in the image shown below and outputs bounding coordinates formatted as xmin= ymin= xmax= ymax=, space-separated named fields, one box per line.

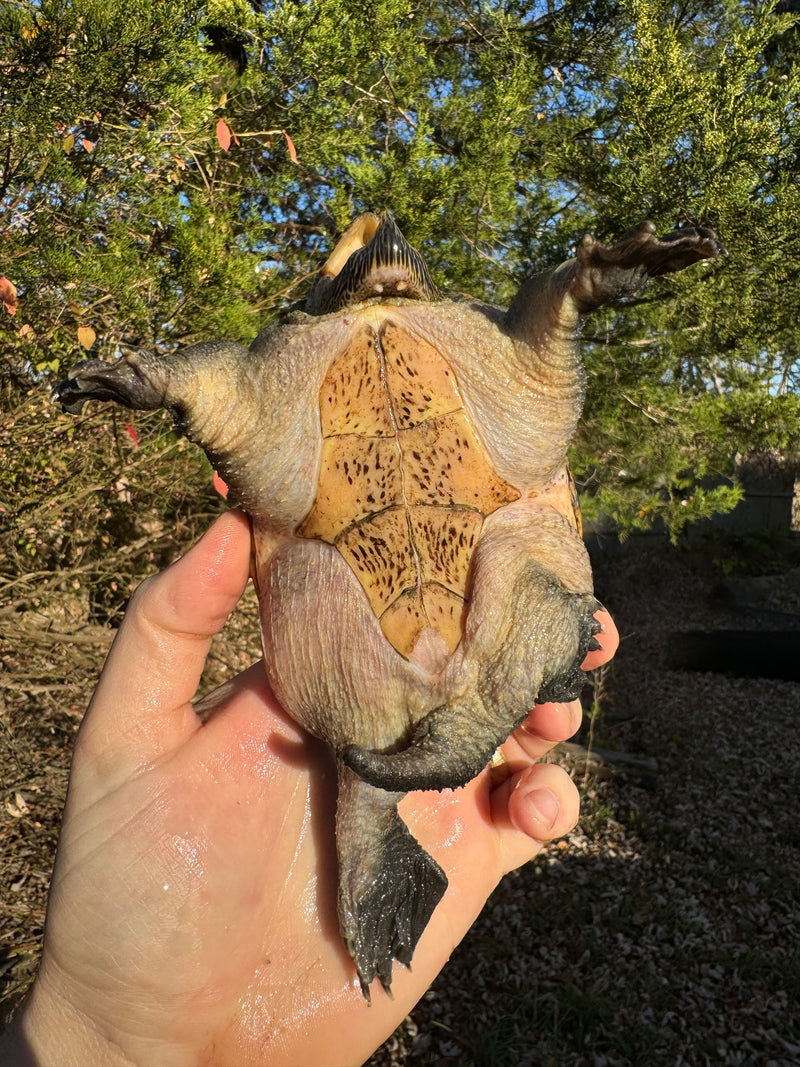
xmin=298 ymin=315 xmax=520 ymax=658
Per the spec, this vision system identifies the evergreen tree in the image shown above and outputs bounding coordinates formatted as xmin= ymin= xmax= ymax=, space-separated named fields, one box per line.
xmin=2 ymin=0 xmax=798 ymax=537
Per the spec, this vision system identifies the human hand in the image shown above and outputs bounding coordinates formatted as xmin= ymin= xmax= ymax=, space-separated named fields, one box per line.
xmin=2 ymin=512 xmax=617 ymax=1067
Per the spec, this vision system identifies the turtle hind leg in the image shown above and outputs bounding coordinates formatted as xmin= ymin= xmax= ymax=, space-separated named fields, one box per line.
xmin=344 ymin=539 xmax=604 ymax=795
xmin=335 ymin=764 xmax=447 ymax=1001
xmin=343 ymin=597 xmax=602 ymax=794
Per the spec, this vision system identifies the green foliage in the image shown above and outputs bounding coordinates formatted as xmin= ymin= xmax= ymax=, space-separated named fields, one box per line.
xmin=682 ymin=527 xmax=800 ymax=578
xmin=2 ymin=0 xmax=799 ymax=536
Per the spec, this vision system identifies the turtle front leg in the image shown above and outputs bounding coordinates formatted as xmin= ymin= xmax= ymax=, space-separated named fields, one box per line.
xmin=52 ymin=342 xmax=250 ymax=425
xmin=51 ymin=342 xmax=277 ymax=511
xmin=505 ymin=221 xmax=724 ymax=343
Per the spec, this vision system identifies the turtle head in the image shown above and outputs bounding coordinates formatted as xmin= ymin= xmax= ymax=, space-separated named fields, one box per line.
xmin=306 ymin=212 xmax=438 ymax=315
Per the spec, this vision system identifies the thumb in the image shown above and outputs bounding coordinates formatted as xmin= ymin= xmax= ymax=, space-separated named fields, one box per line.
xmin=73 ymin=511 xmax=252 ymax=793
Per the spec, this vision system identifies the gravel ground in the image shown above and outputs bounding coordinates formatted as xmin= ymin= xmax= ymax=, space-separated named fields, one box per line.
xmin=369 ymin=535 xmax=800 ymax=1067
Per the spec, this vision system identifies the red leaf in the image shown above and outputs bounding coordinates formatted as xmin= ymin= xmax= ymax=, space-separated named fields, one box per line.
xmin=212 ymin=470 xmax=229 ymax=498
xmin=124 ymin=422 xmax=139 ymax=449
xmin=283 ymin=131 xmax=298 ymax=164
xmin=81 ymin=138 xmax=94 ymax=153
xmin=0 ymin=276 xmax=17 ymax=316
xmin=216 ymin=118 xmax=232 ymax=152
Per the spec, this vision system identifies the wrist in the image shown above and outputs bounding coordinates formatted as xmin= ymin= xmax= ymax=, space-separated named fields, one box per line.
xmin=2 ymin=976 xmax=134 ymax=1067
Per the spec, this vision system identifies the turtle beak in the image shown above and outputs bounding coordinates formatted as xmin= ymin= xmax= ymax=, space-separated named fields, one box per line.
xmin=307 ymin=212 xmax=438 ymax=314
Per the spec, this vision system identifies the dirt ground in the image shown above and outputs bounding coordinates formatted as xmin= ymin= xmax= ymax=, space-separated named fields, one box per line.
xmin=2 ymin=519 xmax=800 ymax=1065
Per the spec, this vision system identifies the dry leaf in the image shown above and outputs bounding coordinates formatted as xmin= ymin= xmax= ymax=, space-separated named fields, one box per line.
xmin=284 ymin=130 xmax=298 ymax=163
xmin=81 ymin=138 xmax=94 ymax=152
xmin=0 ymin=276 xmax=18 ymax=315
xmin=62 ymin=133 xmax=75 ymax=153
xmin=216 ymin=117 xmax=232 ymax=152
xmin=77 ymin=325 xmax=96 ymax=349
xmin=5 ymin=792 xmax=30 ymax=818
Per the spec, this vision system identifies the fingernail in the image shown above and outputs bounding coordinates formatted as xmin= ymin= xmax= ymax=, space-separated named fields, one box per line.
xmin=520 ymin=786 xmax=559 ymax=831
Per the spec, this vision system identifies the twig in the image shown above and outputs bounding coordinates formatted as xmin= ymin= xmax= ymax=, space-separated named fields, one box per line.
xmin=583 ymin=660 xmax=609 ymax=792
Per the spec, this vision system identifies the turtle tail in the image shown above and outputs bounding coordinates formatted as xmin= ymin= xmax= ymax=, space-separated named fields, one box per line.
xmin=343 ymin=707 xmax=500 ymax=794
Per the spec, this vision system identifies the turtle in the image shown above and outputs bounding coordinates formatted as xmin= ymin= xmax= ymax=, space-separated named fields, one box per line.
xmin=52 ymin=212 xmax=724 ymax=998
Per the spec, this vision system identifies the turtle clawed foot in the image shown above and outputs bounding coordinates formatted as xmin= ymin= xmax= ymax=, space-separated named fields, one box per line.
xmin=535 ymin=596 xmax=604 ymax=704
xmin=52 ymin=354 xmax=163 ymax=414
xmin=340 ymin=808 xmax=448 ymax=1001
xmin=631 ymin=221 xmax=727 ymax=276
xmin=573 ymin=220 xmax=725 ymax=310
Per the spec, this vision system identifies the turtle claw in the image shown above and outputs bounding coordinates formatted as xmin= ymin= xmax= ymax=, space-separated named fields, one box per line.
xmin=585 ymin=612 xmax=604 ymax=653
xmin=535 ymin=597 xmax=604 ymax=703
xmin=572 ymin=220 xmax=725 ymax=311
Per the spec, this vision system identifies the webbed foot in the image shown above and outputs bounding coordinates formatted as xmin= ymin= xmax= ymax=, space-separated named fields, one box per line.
xmin=336 ymin=766 xmax=447 ymax=1000
xmin=572 ymin=220 xmax=725 ymax=312
xmin=51 ymin=354 xmax=164 ymax=414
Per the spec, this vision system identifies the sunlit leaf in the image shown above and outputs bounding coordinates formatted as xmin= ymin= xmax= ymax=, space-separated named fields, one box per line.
xmin=216 ymin=118 xmax=231 ymax=152
xmin=0 ymin=276 xmax=17 ymax=315
xmin=77 ymin=325 xmax=96 ymax=349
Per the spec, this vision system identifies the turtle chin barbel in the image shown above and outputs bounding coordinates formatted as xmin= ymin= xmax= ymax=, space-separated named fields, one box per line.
xmin=52 ymin=212 xmax=723 ymax=998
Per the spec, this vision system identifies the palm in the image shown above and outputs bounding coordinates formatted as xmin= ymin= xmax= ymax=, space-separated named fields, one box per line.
xmin=22 ymin=514 xmax=614 ymax=1067
xmin=47 ymin=667 xmax=552 ymax=1066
